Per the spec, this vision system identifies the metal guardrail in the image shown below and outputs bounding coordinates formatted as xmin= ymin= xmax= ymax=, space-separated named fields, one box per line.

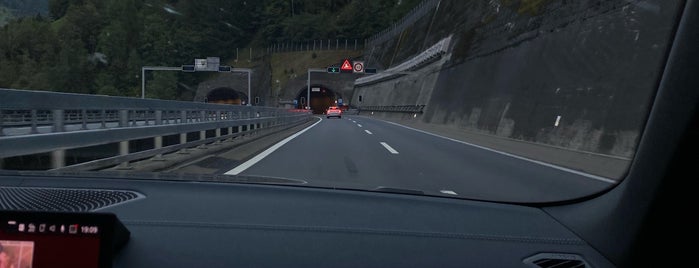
xmin=358 ymin=105 xmax=425 ymax=113
xmin=355 ymin=36 xmax=452 ymax=86
xmin=0 ymin=88 xmax=311 ymax=170
xmin=366 ymin=0 xmax=440 ymax=47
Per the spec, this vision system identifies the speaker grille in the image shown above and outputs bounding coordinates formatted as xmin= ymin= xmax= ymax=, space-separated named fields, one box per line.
xmin=0 ymin=186 xmax=143 ymax=212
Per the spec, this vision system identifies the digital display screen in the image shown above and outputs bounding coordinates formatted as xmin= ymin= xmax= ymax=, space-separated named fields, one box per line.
xmin=0 ymin=240 xmax=34 ymax=268
xmin=0 ymin=211 xmax=128 ymax=268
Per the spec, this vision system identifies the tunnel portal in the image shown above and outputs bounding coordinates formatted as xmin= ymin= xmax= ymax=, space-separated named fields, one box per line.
xmin=295 ymin=85 xmax=343 ymax=114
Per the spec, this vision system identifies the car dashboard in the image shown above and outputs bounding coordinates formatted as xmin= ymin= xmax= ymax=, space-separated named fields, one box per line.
xmin=0 ymin=173 xmax=614 ymax=267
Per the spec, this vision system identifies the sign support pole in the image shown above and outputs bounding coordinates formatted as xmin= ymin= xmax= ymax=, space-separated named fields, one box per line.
xmin=306 ymin=68 xmax=326 ymax=111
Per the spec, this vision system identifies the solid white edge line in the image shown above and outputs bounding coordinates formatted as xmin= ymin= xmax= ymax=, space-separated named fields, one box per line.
xmin=377 ymin=119 xmax=617 ymax=184
xmin=365 ymin=130 xmax=373 ymax=135
xmin=380 ymin=142 xmax=399 ymax=154
xmin=224 ymin=118 xmax=323 ymax=175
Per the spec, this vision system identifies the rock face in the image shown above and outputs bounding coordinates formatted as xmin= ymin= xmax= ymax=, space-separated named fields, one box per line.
xmin=354 ymin=0 xmax=682 ymax=157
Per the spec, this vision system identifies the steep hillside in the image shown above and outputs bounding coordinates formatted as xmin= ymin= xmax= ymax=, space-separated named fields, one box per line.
xmin=0 ymin=6 xmax=13 ymax=26
xmin=0 ymin=0 xmax=47 ymax=16
xmin=356 ymin=0 xmax=682 ymax=159
xmin=0 ymin=0 xmax=421 ymax=101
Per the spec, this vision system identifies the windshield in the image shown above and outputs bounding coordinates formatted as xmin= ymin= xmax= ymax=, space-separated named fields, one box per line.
xmin=0 ymin=0 xmax=684 ymax=203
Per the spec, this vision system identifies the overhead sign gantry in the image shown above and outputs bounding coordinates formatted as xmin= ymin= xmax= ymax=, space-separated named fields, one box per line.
xmin=141 ymin=57 xmax=252 ymax=105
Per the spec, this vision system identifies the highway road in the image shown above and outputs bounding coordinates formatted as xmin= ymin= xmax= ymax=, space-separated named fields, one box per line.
xmin=223 ymin=115 xmax=614 ymax=203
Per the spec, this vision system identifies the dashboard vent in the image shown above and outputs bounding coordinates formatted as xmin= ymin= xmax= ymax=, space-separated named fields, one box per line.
xmin=0 ymin=186 xmax=144 ymax=212
xmin=523 ymin=253 xmax=589 ymax=268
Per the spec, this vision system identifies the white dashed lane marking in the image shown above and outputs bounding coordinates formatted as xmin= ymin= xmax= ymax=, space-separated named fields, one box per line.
xmin=380 ymin=142 xmax=399 ymax=154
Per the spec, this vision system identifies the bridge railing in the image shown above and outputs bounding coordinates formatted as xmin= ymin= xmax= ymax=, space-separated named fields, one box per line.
xmin=0 ymin=88 xmax=311 ymax=170
xmin=358 ymin=105 xmax=425 ymax=114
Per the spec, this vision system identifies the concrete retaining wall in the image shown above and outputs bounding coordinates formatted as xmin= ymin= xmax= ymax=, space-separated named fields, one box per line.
xmin=354 ymin=0 xmax=683 ymax=158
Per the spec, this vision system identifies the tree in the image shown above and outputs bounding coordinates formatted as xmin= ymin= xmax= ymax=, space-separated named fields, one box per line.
xmin=50 ymin=34 xmax=92 ymax=93
xmin=48 ymin=0 xmax=69 ymax=19
xmin=147 ymin=71 xmax=178 ymax=100
xmin=3 ymin=0 xmax=421 ymax=98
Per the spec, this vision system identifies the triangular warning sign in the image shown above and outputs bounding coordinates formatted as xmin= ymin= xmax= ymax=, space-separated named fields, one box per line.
xmin=340 ymin=59 xmax=353 ymax=71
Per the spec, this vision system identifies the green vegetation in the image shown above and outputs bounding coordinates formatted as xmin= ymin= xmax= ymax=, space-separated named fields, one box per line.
xmin=270 ymin=49 xmax=362 ymax=96
xmin=517 ymin=0 xmax=550 ymax=15
xmin=0 ymin=7 xmax=13 ymax=26
xmin=0 ymin=0 xmax=47 ymax=17
xmin=0 ymin=0 xmax=421 ymax=100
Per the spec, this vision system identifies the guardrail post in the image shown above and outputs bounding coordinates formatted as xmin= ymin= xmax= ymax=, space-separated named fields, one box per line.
xmin=166 ymin=111 xmax=172 ymax=123
xmin=100 ymin=110 xmax=106 ymax=129
xmin=153 ymin=136 xmax=164 ymax=160
xmin=155 ymin=110 xmax=163 ymax=125
xmin=144 ymin=111 xmax=150 ymax=126
xmin=119 ymin=110 xmax=128 ymax=127
xmin=181 ymin=110 xmax=187 ymax=123
xmin=200 ymin=111 xmax=206 ymax=122
xmin=117 ymin=141 xmax=130 ymax=169
xmin=52 ymin=110 xmax=65 ymax=132
xmin=198 ymin=130 xmax=207 ymax=149
xmin=178 ymin=133 xmax=189 ymax=154
xmin=51 ymin=149 xmax=65 ymax=169
xmin=30 ymin=110 xmax=38 ymax=134
xmin=215 ymin=128 xmax=221 ymax=144
xmin=0 ymin=110 xmax=4 ymax=136
xmin=131 ymin=111 xmax=138 ymax=126
xmin=81 ymin=109 xmax=88 ymax=130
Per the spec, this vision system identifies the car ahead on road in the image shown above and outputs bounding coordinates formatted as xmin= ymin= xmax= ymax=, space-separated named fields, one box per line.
xmin=326 ymin=106 xmax=342 ymax=118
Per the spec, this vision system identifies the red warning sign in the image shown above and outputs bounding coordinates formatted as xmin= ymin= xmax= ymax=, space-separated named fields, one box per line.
xmin=340 ymin=59 xmax=353 ymax=71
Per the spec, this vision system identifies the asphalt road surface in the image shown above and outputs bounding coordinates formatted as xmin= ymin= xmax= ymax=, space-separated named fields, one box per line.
xmin=223 ymin=115 xmax=613 ymax=203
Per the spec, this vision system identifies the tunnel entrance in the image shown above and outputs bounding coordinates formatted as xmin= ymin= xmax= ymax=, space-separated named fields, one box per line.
xmin=206 ymin=87 xmax=248 ymax=105
xmin=296 ymin=85 xmax=341 ymax=114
